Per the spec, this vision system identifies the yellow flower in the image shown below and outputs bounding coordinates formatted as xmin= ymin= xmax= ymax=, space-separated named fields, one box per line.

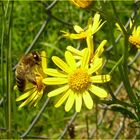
xmin=129 ymin=22 xmax=140 ymax=49
xmin=70 ymin=0 xmax=92 ymax=8
xmin=61 ymin=13 xmax=105 ymax=40
xmin=15 ymin=51 xmax=47 ymax=109
xmin=43 ymin=49 xmax=111 ymax=112
xmin=116 ymin=21 xmax=140 ymax=49
xmin=67 ymin=36 xmax=107 ymax=65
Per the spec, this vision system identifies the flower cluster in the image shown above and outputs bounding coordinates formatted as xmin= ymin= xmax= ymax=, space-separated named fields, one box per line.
xmin=15 ymin=13 xmax=111 ymax=112
xmin=43 ymin=13 xmax=111 ymax=112
xmin=116 ymin=21 xmax=140 ymax=49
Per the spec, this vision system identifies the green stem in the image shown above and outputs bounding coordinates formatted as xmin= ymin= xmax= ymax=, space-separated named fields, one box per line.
xmin=109 ymin=55 xmax=123 ymax=75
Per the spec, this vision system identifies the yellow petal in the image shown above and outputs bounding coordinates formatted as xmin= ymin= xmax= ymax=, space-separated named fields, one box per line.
xmin=44 ymin=68 xmax=67 ymax=77
xmin=43 ymin=77 xmax=68 ymax=85
xmin=66 ymin=46 xmax=83 ymax=56
xmin=16 ymin=88 xmax=35 ymax=101
xmin=75 ymin=93 xmax=82 ymax=112
xmin=65 ymin=90 xmax=75 ymax=112
xmin=94 ymin=40 xmax=107 ymax=58
xmin=87 ymin=17 xmax=93 ymax=30
xmin=65 ymin=51 xmax=76 ymax=70
xmin=52 ymin=56 xmax=72 ymax=73
xmin=86 ymin=36 xmax=94 ymax=57
xmin=81 ymin=48 xmax=90 ymax=69
xmin=88 ymin=58 xmax=103 ymax=74
xmin=41 ymin=51 xmax=47 ymax=71
xmin=18 ymin=90 xmax=37 ymax=109
xmin=74 ymin=25 xmax=84 ymax=33
xmin=55 ymin=89 xmax=71 ymax=108
xmin=89 ymin=85 xmax=108 ymax=98
xmin=91 ymin=75 xmax=111 ymax=83
xmin=48 ymin=85 xmax=69 ymax=97
xmin=83 ymin=91 xmax=93 ymax=109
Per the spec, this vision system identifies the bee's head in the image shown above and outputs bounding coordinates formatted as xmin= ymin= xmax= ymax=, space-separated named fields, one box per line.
xmin=32 ymin=52 xmax=41 ymax=64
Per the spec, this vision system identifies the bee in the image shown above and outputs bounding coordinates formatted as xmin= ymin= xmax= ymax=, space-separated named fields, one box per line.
xmin=15 ymin=52 xmax=41 ymax=92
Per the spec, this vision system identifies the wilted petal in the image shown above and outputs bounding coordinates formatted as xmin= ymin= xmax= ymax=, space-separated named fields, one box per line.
xmin=83 ymin=91 xmax=93 ymax=109
xmin=48 ymin=85 xmax=69 ymax=97
xmin=89 ymin=85 xmax=108 ymax=98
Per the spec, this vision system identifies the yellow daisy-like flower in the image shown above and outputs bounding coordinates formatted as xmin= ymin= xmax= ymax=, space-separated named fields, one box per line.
xmin=43 ymin=49 xmax=111 ymax=112
xmin=15 ymin=51 xmax=47 ymax=109
xmin=70 ymin=0 xmax=92 ymax=8
xmin=116 ymin=21 xmax=140 ymax=49
xmin=61 ymin=13 xmax=106 ymax=40
xmin=67 ymin=36 xmax=107 ymax=65
xmin=129 ymin=23 xmax=140 ymax=49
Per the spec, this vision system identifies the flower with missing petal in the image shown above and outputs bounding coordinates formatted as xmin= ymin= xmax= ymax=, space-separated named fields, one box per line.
xmin=43 ymin=49 xmax=111 ymax=112
xmin=70 ymin=0 xmax=92 ymax=8
xmin=15 ymin=51 xmax=47 ymax=109
xmin=61 ymin=13 xmax=105 ymax=40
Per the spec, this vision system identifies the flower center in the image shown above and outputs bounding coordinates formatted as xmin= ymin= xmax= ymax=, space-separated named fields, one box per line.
xmin=36 ymin=75 xmax=44 ymax=92
xmin=68 ymin=68 xmax=91 ymax=92
xmin=129 ymin=35 xmax=140 ymax=46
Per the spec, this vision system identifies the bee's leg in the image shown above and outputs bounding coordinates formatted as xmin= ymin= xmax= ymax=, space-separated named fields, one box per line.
xmin=26 ymin=73 xmax=37 ymax=85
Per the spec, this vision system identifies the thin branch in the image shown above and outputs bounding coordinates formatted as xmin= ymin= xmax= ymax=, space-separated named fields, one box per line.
xmin=12 ymin=17 xmax=51 ymax=71
xmin=21 ymin=98 xmax=50 ymax=138
xmin=59 ymin=112 xmax=78 ymax=139
xmin=113 ymin=117 xmax=126 ymax=140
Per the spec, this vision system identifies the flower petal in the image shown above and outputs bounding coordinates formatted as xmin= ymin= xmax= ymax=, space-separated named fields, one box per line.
xmin=16 ymin=88 xmax=35 ymax=101
xmin=88 ymin=58 xmax=103 ymax=74
xmin=65 ymin=90 xmax=75 ymax=112
xmin=18 ymin=90 xmax=37 ymax=109
xmin=94 ymin=40 xmax=107 ymax=58
xmin=65 ymin=51 xmax=77 ymax=70
xmin=41 ymin=51 xmax=47 ymax=71
xmin=52 ymin=56 xmax=72 ymax=73
xmin=91 ymin=75 xmax=111 ymax=83
xmin=55 ymin=89 xmax=71 ymax=108
xmin=81 ymin=48 xmax=90 ymax=69
xmin=66 ymin=46 xmax=83 ymax=57
xmin=74 ymin=25 xmax=84 ymax=33
xmin=43 ymin=77 xmax=68 ymax=85
xmin=86 ymin=36 xmax=94 ymax=57
xmin=44 ymin=68 xmax=67 ymax=77
xmin=89 ymin=85 xmax=108 ymax=98
xmin=48 ymin=85 xmax=69 ymax=97
xmin=83 ymin=91 xmax=93 ymax=109
xmin=75 ymin=93 xmax=82 ymax=112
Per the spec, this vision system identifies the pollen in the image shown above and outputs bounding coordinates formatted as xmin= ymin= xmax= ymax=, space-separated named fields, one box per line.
xmin=68 ymin=68 xmax=91 ymax=92
xmin=129 ymin=35 xmax=140 ymax=46
xmin=36 ymin=75 xmax=44 ymax=92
